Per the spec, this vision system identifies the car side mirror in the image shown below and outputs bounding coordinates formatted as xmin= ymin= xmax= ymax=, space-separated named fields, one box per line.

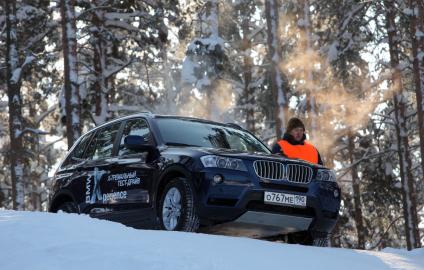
xmin=124 ymin=135 xmax=155 ymax=152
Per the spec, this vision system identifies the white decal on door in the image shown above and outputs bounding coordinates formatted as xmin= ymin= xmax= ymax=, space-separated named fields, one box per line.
xmin=107 ymin=171 xmax=141 ymax=187
xmin=102 ymin=191 xmax=127 ymax=203
xmin=85 ymin=168 xmax=107 ymax=204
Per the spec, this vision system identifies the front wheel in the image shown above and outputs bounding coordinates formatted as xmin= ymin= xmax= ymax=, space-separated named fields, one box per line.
xmin=288 ymin=231 xmax=329 ymax=247
xmin=158 ymin=178 xmax=199 ymax=232
xmin=57 ymin=201 xmax=78 ymax=213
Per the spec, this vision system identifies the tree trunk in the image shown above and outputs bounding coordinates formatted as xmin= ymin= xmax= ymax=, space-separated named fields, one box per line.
xmin=92 ymin=5 xmax=109 ymax=125
xmin=242 ymin=10 xmax=255 ymax=133
xmin=6 ymin=0 xmax=25 ymax=210
xmin=409 ymin=0 xmax=424 ymax=184
xmin=265 ymin=0 xmax=288 ymax=139
xmin=347 ymin=132 xmax=365 ymax=249
xmin=384 ymin=0 xmax=421 ymax=250
xmin=60 ymin=0 xmax=81 ymax=148
xmin=301 ymin=0 xmax=317 ymax=140
xmin=203 ymin=0 xmax=219 ymax=120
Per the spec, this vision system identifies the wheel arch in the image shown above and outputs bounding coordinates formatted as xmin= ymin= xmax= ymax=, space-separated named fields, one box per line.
xmin=155 ymin=165 xmax=194 ymax=211
xmin=49 ymin=190 xmax=78 ymax=213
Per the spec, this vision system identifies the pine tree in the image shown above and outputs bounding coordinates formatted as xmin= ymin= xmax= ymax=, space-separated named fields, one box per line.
xmin=384 ymin=0 xmax=421 ymax=250
xmin=265 ymin=0 xmax=288 ymax=138
xmin=5 ymin=0 xmax=25 ymax=210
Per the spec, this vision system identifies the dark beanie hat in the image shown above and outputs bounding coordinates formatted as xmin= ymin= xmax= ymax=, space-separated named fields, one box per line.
xmin=286 ymin=117 xmax=305 ymax=133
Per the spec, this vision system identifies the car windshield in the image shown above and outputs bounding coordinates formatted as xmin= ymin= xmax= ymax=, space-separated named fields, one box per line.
xmin=155 ymin=118 xmax=271 ymax=154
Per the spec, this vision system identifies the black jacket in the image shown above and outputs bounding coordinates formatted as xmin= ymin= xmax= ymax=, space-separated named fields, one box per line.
xmin=271 ymin=133 xmax=324 ymax=165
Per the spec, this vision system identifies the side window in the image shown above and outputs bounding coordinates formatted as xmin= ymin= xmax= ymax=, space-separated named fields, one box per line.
xmin=85 ymin=122 xmax=121 ymax=160
xmin=118 ymin=119 xmax=151 ymax=156
xmin=61 ymin=133 xmax=93 ymax=169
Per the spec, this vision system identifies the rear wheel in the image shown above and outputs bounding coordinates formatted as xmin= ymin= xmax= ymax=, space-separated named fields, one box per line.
xmin=57 ymin=201 xmax=78 ymax=213
xmin=159 ymin=177 xmax=199 ymax=232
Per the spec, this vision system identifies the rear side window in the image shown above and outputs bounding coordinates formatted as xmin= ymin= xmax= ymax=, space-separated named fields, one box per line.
xmin=118 ymin=118 xmax=151 ymax=156
xmin=85 ymin=122 xmax=121 ymax=160
xmin=60 ymin=133 xmax=93 ymax=169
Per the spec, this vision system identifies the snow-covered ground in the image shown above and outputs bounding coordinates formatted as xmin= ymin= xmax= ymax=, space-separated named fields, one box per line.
xmin=0 ymin=210 xmax=423 ymax=270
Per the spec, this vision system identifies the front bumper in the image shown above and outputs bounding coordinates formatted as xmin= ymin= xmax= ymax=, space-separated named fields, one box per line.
xmin=199 ymin=211 xmax=313 ymax=238
xmin=195 ymin=169 xmax=341 ymax=235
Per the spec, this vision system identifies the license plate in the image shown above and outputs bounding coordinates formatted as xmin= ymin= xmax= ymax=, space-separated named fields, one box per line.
xmin=264 ymin=191 xmax=307 ymax=207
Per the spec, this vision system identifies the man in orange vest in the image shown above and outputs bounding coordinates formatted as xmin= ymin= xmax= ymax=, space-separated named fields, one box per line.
xmin=272 ymin=117 xmax=323 ymax=165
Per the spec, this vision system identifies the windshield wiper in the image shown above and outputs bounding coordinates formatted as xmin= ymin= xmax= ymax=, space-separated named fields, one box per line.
xmin=165 ymin=142 xmax=200 ymax=147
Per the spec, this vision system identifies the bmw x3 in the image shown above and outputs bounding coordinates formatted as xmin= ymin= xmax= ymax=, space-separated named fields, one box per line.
xmin=49 ymin=112 xmax=341 ymax=245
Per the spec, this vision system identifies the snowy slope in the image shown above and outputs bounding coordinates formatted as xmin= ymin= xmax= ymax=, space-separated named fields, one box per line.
xmin=0 ymin=210 xmax=423 ymax=270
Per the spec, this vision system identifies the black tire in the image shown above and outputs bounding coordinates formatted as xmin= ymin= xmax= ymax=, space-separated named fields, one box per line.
xmin=312 ymin=237 xmax=329 ymax=247
xmin=288 ymin=231 xmax=329 ymax=247
xmin=57 ymin=201 xmax=79 ymax=213
xmin=158 ymin=177 xmax=200 ymax=232
xmin=287 ymin=231 xmax=313 ymax=245
xmin=310 ymin=231 xmax=330 ymax=247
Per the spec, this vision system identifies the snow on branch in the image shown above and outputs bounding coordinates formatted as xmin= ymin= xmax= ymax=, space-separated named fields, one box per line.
xmin=76 ymin=5 xmax=113 ymax=19
xmin=17 ymin=128 xmax=50 ymax=138
xmin=10 ymin=54 xmax=36 ymax=84
xmin=21 ymin=21 xmax=58 ymax=52
xmin=336 ymin=149 xmax=396 ymax=179
xmin=247 ymin=25 xmax=266 ymax=41
xmin=104 ymin=20 xmax=139 ymax=32
xmin=34 ymin=104 xmax=57 ymax=125
xmin=104 ymin=12 xmax=149 ymax=21
xmin=104 ymin=59 xmax=134 ymax=80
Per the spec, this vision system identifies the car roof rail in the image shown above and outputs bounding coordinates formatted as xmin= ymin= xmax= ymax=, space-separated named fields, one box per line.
xmin=130 ymin=111 xmax=154 ymax=117
xmin=226 ymin=123 xmax=244 ymax=130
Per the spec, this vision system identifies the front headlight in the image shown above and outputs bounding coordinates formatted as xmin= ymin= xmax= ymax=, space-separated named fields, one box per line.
xmin=200 ymin=155 xmax=247 ymax=171
xmin=316 ymin=169 xmax=337 ymax=182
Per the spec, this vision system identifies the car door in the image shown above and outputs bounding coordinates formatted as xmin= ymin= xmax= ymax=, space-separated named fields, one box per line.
xmin=109 ymin=118 xmax=158 ymax=227
xmin=54 ymin=132 xmax=94 ymax=211
xmin=81 ymin=121 xmax=123 ymax=215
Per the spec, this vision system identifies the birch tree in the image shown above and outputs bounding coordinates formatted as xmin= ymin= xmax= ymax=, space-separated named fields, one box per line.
xmin=181 ymin=0 xmax=230 ymax=120
xmin=60 ymin=0 xmax=80 ymax=148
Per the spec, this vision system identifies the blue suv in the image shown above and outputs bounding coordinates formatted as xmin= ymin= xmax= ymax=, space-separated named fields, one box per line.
xmin=49 ymin=113 xmax=340 ymax=246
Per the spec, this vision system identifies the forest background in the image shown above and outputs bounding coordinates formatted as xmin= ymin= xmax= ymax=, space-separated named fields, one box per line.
xmin=1 ymin=0 xmax=423 ymax=250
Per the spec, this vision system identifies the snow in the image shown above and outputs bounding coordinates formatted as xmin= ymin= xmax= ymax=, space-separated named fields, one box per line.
xmin=10 ymin=55 xmax=36 ymax=83
xmin=0 ymin=210 xmax=423 ymax=270
xmin=104 ymin=20 xmax=140 ymax=32
xmin=403 ymin=8 xmax=414 ymax=16
xmin=416 ymin=30 xmax=424 ymax=38
xmin=16 ymin=5 xmax=43 ymax=20
xmin=10 ymin=68 xmax=22 ymax=84
xmin=327 ymin=41 xmax=339 ymax=62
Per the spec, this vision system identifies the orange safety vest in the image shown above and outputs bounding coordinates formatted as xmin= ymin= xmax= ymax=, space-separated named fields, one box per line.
xmin=277 ymin=140 xmax=319 ymax=164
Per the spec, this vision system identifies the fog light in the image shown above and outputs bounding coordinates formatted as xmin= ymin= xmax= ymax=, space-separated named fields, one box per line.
xmin=333 ymin=189 xmax=339 ymax=198
xmin=213 ymin=174 xmax=223 ymax=184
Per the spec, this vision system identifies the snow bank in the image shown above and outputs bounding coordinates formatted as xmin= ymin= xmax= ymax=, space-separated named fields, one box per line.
xmin=0 ymin=210 xmax=423 ymax=270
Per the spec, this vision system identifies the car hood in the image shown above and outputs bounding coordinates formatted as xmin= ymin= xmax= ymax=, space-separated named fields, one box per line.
xmin=163 ymin=146 xmax=321 ymax=168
